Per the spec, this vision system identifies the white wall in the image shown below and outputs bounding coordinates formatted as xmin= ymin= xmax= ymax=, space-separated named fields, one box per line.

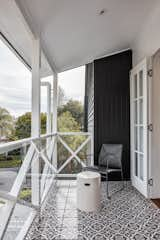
xmin=132 ymin=2 xmax=160 ymax=66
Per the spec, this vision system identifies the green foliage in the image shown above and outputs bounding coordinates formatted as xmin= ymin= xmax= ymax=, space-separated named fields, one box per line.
xmin=41 ymin=113 xmax=47 ymax=134
xmin=58 ymin=111 xmax=80 ymax=132
xmin=57 ymin=111 xmax=86 ymax=174
xmin=14 ymin=112 xmax=31 ymax=139
xmin=0 ymin=157 xmax=21 ymax=168
xmin=0 ymin=98 xmax=85 ymax=173
xmin=12 ymin=100 xmax=84 ymax=140
xmin=19 ymin=188 xmax=31 ymax=201
xmin=0 ymin=107 xmax=14 ymax=138
xmin=58 ymin=100 xmax=84 ymax=129
xmin=14 ymin=112 xmax=46 ymax=139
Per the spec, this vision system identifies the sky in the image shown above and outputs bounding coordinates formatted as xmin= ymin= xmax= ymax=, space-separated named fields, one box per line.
xmin=0 ymin=39 xmax=85 ymax=117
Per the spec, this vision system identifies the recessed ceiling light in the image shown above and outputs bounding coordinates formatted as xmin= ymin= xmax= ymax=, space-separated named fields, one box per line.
xmin=98 ymin=8 xmax=107 ymax=16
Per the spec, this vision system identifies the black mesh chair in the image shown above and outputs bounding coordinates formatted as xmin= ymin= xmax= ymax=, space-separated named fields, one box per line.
xmin=83 ymin=144 xmax=124 ymax=198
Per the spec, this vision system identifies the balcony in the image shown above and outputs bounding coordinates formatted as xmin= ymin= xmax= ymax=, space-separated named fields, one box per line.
xmin=0 ymin=132 xmax=160 ymax=240
xmin=25 ymin=180 xmax=160 ymax=240
xmin=1 ymin=0 xmax=160 ymax=239
xmin=0 ymin=132 xmax=93 ymax=239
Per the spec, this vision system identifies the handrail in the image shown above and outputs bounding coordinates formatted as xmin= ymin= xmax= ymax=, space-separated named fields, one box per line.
xmin=58 ymin=132 xmax=91 ymax=136
xmin=0 ymin=131 xmax=93 ymax=240
xmin=0 ymin=145 xmax=36 ymax=239
xmin=0 ymin=132 xmax=91 ymax=154
xmin=0 ymin=190 xmax=17 ymax=202
xmin=0 ymin=132 xmax=57 ymax=154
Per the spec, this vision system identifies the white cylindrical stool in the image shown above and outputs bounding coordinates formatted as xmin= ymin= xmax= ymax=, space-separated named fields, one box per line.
xmin=77 ymin=171 xmax=101 ymax=212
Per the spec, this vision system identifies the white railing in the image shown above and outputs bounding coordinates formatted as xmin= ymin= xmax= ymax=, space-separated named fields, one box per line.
xmin=0 ymin=132 xmax=93 ymax=240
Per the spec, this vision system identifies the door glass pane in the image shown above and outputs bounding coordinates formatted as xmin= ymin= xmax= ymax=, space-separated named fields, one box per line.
xmin=135 ymin=152 xmax=138 ymax=176
xmin=139 ymin=70 xmax=143 ymax=97
xmin=131 ymin=61 xmax=147 ymax=190
xmin=134 ymin=127 xmax=138 ymax=150
xmin=139 ymin=127 xmax=144 ymax=153
xmin=134 ymin=101 xmax=138 ymax=124
xmin=134 ymin=74 xmax=137 ymax=98
xmin=139 ymin=99 xmax=143 ymax=124
xmin=140 ymin=154 xmax=144 ymax=180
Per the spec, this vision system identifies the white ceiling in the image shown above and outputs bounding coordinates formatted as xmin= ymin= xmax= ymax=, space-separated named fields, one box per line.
xmin=0 ymin=0 xmax=159 ymax=74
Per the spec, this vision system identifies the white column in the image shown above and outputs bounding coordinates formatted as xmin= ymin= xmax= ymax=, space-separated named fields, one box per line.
xmin=40 ymin=82 xmax=52 ymax=197
xmin=52 ymin=73 xmax=58 ymax=168
xmin=31 ymin=38 xmax=41 ymax=206
xmin=52 ymin=73 xmax=58 ymax=132
xmin=41 ymin=82 xmax=52 ymax=134
xmin=41 ymin=82 xmax=51 ymax=157
xmin=47 ymin=83 xmax=52 ymax=134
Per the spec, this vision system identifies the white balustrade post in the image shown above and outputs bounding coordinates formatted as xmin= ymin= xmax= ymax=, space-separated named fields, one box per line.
xmin=46 ymin=83 xmax=52 ymax=135
xmin=41 ymin=82 xmax=52 ymax=148
xmin=52 ymin=73 xmax=58 ymax=132
xmin=46 ymin=83 xmax=52 ymax=154
xmin=52 ymin=73 xmax=58 ymax=168
xmin=31 ymin=38 xmax=41 ymax=206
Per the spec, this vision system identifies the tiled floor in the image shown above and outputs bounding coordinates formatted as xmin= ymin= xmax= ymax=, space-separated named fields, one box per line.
xmin=2 ymin=204 xmax=33 ymax=240
xmin=26 ymin=180 xmax=160 ymax=240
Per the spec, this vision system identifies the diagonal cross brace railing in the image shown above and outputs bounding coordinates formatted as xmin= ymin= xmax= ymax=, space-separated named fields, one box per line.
xmin=0 ymin=133 xmax=57 ymax=240
xmin=0 ymin=132 xmax=93 ymax=240
xmin=57 ymin=135 xmax=91 ymax=174
xmin=0 ymin=145 xmax=36 ymax=239
xmin=31 ymin=141 xmax=57 ymax=174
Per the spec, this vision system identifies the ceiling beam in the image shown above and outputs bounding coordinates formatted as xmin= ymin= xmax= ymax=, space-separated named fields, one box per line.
xmin=0 ymin=31 xmax=31 ymax=71
xmin=14 ymin=0 xmax=58 ymax=74
xmin=41 ymin=41 xmax=59 ymax=74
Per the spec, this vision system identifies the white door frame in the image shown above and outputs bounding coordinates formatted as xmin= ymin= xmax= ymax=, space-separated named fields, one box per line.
xmin=130 ymin=58 xmax=149 ymax=198
xmin=149 ymin=50 xmax=160 ymax=199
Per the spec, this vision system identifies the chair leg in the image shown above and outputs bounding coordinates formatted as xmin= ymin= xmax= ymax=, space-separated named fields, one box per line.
xmin=121 ymin=168 xmax=124 ymax=190
xmin=106 ymin=171 xmax=110 ymax=199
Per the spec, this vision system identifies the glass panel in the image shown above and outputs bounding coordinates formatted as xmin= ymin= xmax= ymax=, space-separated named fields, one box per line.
xmin=134 ymin=101 xmax=138 ymax=124
xmin=139 ymin=99 xmax=143 ymax=124
xmin=135 ymin=152 xmax=138 ymax=176
xmin=134 ymin=127 xmax=138 ymax=151
xmin=60 ymin=158 xmax=82 ymax=174
xmin=134 ymin=74 xmax=137 ymax=98
xmin=140 ymin=154 xmax=144 ymax=180
xmin=139 ymin=70 xmax=143 ymax=97
xmin=139 ymin=127 xmax=144 ymax=153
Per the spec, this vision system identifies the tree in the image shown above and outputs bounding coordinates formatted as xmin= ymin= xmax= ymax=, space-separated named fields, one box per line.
xmin=15 ymin=112 xmax=46 ymax=139
xmin=57 ymin=111 xmax=85 ymax=173
xmin=14 ymin=112 xmax=31 ymax=139
xmin=41 ymin=113 xmax=47 ymax=135
xmin=0 ymin=107 xmax=14 ymax=139
xmin=58 ymin=111 xmax=80 ymax=132
xmin=58 ymin=100 xmax=84 ymax=128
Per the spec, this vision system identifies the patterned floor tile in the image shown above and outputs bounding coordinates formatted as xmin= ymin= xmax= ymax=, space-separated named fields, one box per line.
xmin=25 ymin=181 xmax=160 ymax=240
xmin=62 ymin=218 xmax=78 ymax=228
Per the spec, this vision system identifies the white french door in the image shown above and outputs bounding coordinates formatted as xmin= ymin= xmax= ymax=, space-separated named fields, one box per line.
xmin=130 ymin=59 xmax=148 ymax=197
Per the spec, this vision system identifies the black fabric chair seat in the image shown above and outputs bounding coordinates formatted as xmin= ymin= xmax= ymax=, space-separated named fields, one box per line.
xmin=83 ymin=144 xmax=124 ymax=198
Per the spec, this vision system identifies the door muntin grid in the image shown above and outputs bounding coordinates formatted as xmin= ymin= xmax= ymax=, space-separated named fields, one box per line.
xmin=133 ymin=70 xmax=144 ymax=181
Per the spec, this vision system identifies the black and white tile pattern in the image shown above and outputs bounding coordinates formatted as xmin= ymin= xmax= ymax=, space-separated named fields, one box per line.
xmin=25 ymin=181 xmax=160 ymax=240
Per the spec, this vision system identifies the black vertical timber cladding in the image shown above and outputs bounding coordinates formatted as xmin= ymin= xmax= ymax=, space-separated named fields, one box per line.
xmin=94 ymin=50 xmax=132 ymax=180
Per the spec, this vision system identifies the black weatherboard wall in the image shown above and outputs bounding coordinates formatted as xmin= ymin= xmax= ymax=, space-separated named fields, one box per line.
xmin=94 ymin=50 xmax=132 ymax=180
